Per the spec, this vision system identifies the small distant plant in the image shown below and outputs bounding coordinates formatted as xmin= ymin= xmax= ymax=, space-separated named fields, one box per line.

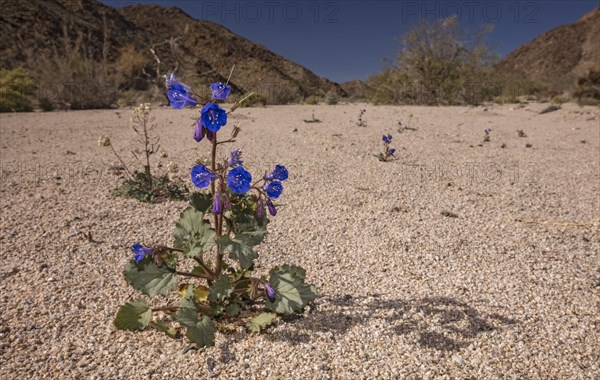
xmin=39 ymin=98 xmax=55 ymax=112
xmin=100 ymin=103 xmax=187 ymax=203
xmin=303 ymin=112 xmax=321 ymax=123
xmin=374 ymin=134 xmax=397 ymax=162
xmin=324 ymin=90 xmax=339 ymax=105
xmin=304 ymin=95 xmax=319 ymax=105
xmin=0 ymin=68 xmax=35 ymax=112
xmin=517 ymin=129 xmax=527 ymax=138
xmin=113 ymin=72 xmax=316 ymax=348
xmin=483 ymin=128 xmax=491 ymax=142
xmin=397 ymin=113 xmax=416 ymax=132
xmin=357 ymin=109 xmax=367 ymax=127
xmin=239 ymin=93 xmax=267 ymax=107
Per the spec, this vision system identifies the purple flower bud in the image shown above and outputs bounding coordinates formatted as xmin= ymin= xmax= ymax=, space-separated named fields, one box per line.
xmin=227 ymin=149 xmax=243 ymax=167
xmin=212 ymin=192 xmax=223 ymax=215
xmin=193 ymin=120 xmax=205 ymax=142
xmin=389 ymin=148 xmax=396 ymax=156
xmin=222 ymin=193 xmax=231 ymax=210
xmin=264 ymin=283 xmax=277 ymax=302
xmin=256 ymin=197 xmax=265 ymax=219
xmin=266 ymin=198 xmax=277 ymax=216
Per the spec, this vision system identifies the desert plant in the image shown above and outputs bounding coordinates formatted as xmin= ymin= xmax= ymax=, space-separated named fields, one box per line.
xmin=239 ymin=93 xmax=267 ymax=107
xmin=113 ymin=73 xmax=316 ymax=348
xmin=304 ymin=95 xmax=320 ymax=105
xmin=397 ymin=113 xmax=416 ymax=132
xmin=374 ymin=134 xmax=397 ymax=162
xmin=574 ymin=69 xmax=600 ymax=105
xmin=367 ymin=17 xmax=497 ymax=105
xmin=0 ymin=68 xmax=35 ymax=112
xmin=323 ymin=91 xmax=339 ymax=105
xmin=303 ymin=112 xmax=321 ymax=123
xmin=517 ymin=129 xmax=527 ymax=138
xmin=39 ymin=97 xmax=55 ymax=112
xmin=100 ymin=103 xmax=187 ymax=203
xmin=483 ymin=128 xmax=492 ymax=143
xmin=357 ymin=109 xmax=367 ymax=127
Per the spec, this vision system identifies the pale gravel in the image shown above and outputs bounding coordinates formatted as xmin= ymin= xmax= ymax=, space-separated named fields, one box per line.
xmin=0 ymin=103 xmax=599 ymax=379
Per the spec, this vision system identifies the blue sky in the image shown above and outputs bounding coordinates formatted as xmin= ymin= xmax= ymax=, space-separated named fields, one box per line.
xmin=101 ymin=0 xmax=600 ymax=83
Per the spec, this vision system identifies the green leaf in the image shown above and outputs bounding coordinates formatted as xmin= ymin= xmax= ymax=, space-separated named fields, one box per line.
xmin=173 ymin=207 xmax=216 ymax=257
xmin=266 ymin=265 xmax=316 ymax=315
xmin=246 ymin=313 xmax=277 ymax=333
xmin=175 ymin=288 xmax=200 ymax=327
xmin=124 ymin=259 xmax=178 ymax=297
xmin=175 ymin=305 xmax=198 ymax=328
xmin=225 ymin=303 xmax=241 ymax=317
xmin=208 ymin=275 xmax=232 ymax=303
xmin=234 ymin=209 xmax=269 ymax=246
xmin=190 ymin=192 xmax=212 ymax=213
xmin=152 ymin=320 xmax=177 ymax=338
xmin=186 ymin=316 xmax=217 ymax=348
xmin=217 ymin=236 xmax=258 ymax=269
xmin=114 ymin=300 xmax=152 ymax=331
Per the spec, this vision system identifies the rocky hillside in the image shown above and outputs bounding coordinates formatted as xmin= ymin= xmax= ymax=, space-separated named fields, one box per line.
xmin=495 ymin=7 xmax=600 ymax=93
xmin=0 ymin=0 xmax=344 ymax=105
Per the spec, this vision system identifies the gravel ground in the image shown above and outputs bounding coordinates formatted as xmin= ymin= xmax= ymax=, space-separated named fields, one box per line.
xmin=1 ymin=103 xmax=599 ymax=379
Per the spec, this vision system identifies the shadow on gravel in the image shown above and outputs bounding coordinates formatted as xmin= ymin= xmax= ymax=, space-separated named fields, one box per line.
xmin=268 ymin=296 xmax=517 ymax=352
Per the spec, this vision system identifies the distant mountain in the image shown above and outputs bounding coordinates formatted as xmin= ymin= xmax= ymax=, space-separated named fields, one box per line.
xmin=0 ymin=0 xmax=344 ymax=105
xmin=495 ymin=7 xmax=600 ymax=93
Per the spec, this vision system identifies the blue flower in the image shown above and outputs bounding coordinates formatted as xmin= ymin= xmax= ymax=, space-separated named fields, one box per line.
xmin=389 ymin=148 xmax=396 ymax=156
xmin=132 ymin=243 xmax=153 ymax=263
xmin=264 ymin=283 xmax=277 ymax=302
xmin=264 ymin=165 xmax=288 ymax=181
xmin=383 ymin=134 xmax=392 ymax=144
xmin=201 ymin=103 xmax=227 ymax=133
xmin=191 ymin=165 xmax=216 ymax=189
xmin=227 ymin=166 xmax=252 ymax=194
xmin=212 ymin=192 xmax=223 ymax=215
xmin=210 ymin=82 xmax=232 ymax=101
xmin=227 ymin=149 xmax=243 ymax=167
xmin=266 ymin=198 xmax=277 ymax=216
xmin=264 ymin=181 xmax=283 ymax=199
xmin=165 ymin=73 xmax=197 ymax=109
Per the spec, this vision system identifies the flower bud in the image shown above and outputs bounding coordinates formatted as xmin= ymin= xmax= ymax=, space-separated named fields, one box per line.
xmin=212 ymin=192 xmax=223 ymax=215
xmin=264 ymin=283 xmax=277 ymax=302
xmin=266 ymin=198 xmax=277 ymax=216
xmin=256 ymin=197 xmax=265 ymax=219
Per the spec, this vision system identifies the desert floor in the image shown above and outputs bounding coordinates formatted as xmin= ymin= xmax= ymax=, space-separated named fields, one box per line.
xmin=1 ymin=103 xmax=599 ymax=379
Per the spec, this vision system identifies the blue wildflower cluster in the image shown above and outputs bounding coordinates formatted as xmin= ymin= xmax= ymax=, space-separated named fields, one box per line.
xmin=117 ymin=72 xmax=315 ymax=347
xmin=483 ymin=128 xmax=492 ymax=142
xmin=375 ymin=134 xmax=397 ymax=162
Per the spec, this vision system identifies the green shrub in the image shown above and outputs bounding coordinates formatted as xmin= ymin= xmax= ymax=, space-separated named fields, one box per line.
xmin=0 ymin=68 xmax=35 ymax=112
xmin=39 ymin=98 xmax=55 ymax=112
xmin=304 ymin=95 xmax=320 ymax=105
xmin=239 ymin=93 xmax=267 ymax=107
xmin=366 ymin=17 xmax=497 ymax=105
xmin=574 ymin=70 xmax=600 ymax=105
xmin=112 ymin=170 xmax=187 ymax=203
xmin=324 ymin=91 xmax=339 ymax=105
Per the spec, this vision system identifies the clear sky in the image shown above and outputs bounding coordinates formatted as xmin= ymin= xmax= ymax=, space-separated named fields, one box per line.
xmin=101 ymin=0 xmax=600 ymax=83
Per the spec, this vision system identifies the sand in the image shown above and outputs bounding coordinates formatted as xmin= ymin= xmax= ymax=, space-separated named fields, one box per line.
xmin=1 ymin=102 xmax=599 ymax=379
